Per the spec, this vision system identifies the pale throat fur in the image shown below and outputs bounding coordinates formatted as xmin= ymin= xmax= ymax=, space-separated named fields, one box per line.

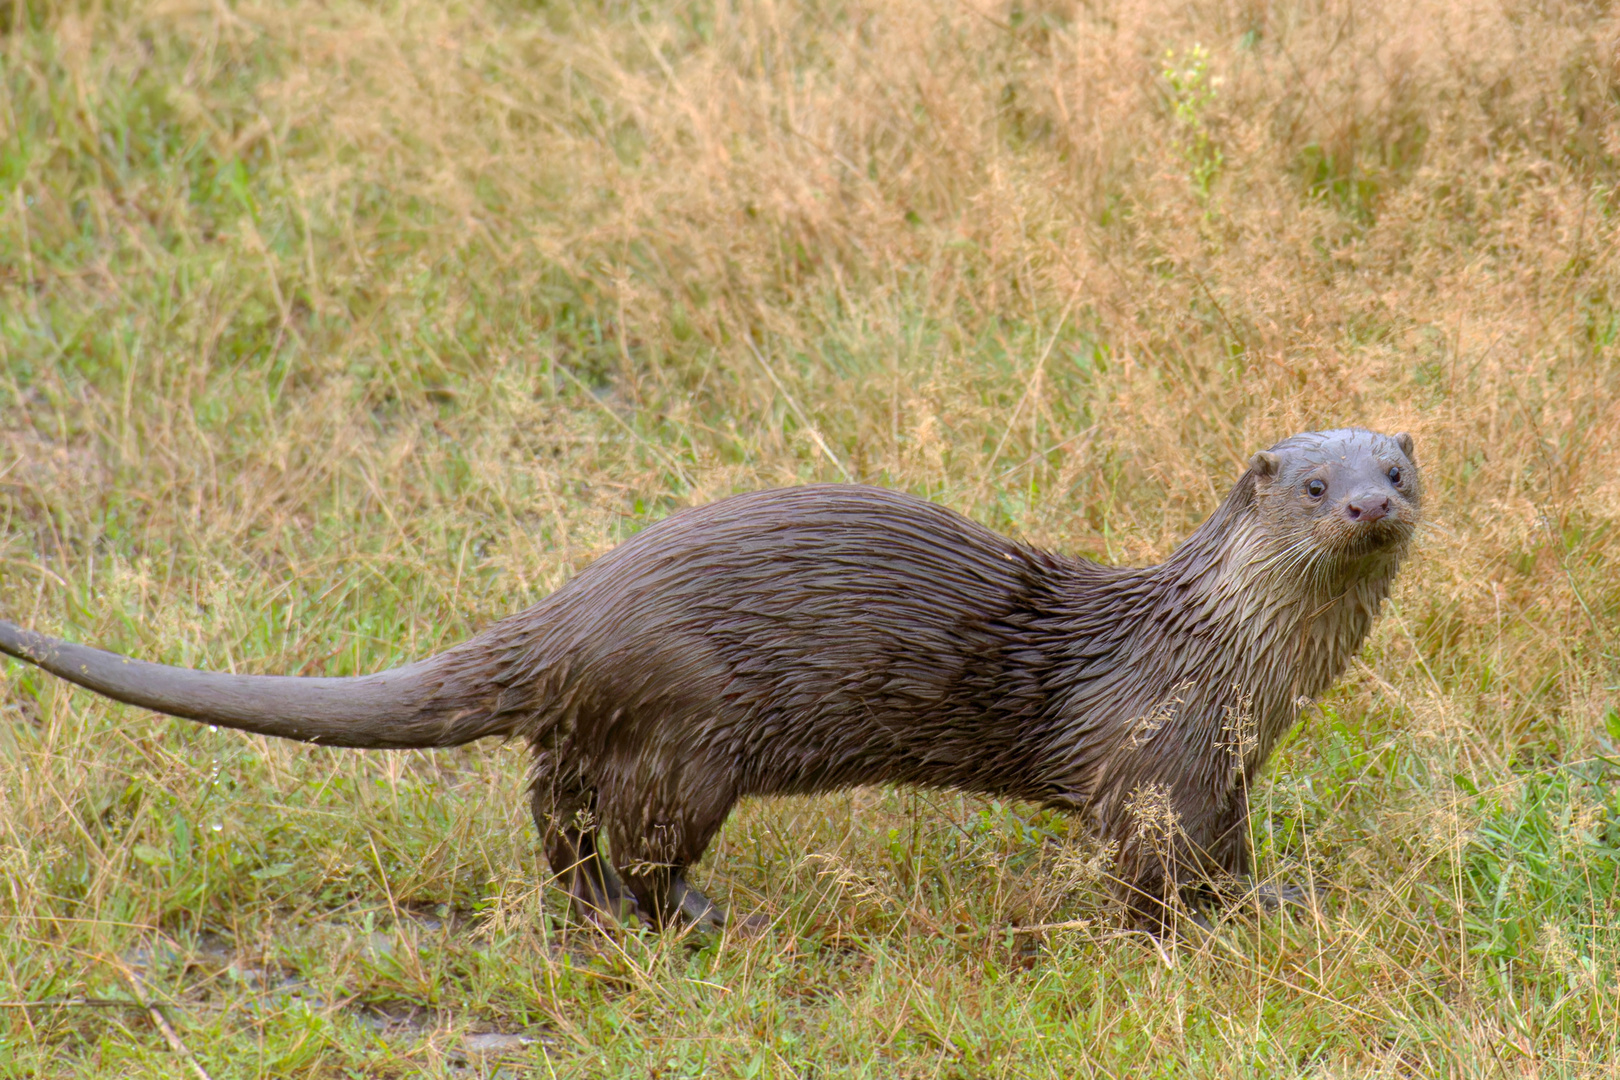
xmin=1040 ymin=435 xmax=1418 ymax=823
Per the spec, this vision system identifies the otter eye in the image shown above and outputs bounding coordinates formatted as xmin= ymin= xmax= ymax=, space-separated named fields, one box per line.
xmin=1306 ymin=479 xmax=1326 ymax=498
xmin=1387 ymin=466 xmax=1402 ymax=485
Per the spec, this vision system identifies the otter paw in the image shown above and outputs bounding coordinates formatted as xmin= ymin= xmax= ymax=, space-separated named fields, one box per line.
xmin=669 ymin=873 xmax=726 ymax=931
xmin=1252 ymin=882 xmax=1329 ymax=911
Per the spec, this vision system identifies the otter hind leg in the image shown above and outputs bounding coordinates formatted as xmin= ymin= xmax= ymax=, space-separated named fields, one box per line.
xmin=628 ymin=866 xmax=727 ymax=931
xmin=531 ymin=783 xmax=636 ymax=926
xmin=549 ymin=825 xmax=638 ymax=925
xmin=606 ymin=780 xmax=737 ymax=932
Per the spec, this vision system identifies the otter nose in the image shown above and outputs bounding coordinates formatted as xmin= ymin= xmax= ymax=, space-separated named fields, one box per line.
xmin=1345 ymin=494 xmax=1390 ymax=523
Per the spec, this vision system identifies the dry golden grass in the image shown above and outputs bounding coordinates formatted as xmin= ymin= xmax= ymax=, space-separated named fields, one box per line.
xmin=2 ymin=0 xmax=1619 ymax=1075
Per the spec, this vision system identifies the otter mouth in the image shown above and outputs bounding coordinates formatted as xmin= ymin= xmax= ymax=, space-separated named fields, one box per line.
xmin=1322 ymin=514 xmax=1416 ymax=560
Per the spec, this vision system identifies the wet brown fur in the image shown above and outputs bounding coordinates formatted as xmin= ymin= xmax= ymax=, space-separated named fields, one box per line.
xmin=0 ymin=428 xmax=1421 ymax=932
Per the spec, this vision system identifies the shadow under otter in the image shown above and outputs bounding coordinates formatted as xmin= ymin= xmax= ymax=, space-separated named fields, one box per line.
xmin=0 ymin=428 xmax=1420 ymax=934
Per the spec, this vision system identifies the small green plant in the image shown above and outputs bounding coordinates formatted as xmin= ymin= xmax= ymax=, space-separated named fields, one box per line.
xmin=1162 ymin=44 xmax=1224 ymax=198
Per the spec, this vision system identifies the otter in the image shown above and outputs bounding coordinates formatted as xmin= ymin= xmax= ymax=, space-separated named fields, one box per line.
xmin=0 ymin=428 xmax=1420 ymax=933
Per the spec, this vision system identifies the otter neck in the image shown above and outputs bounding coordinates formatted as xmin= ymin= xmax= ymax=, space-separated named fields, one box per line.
xmin=1055 ymin=477 xmax=1403 ymax=789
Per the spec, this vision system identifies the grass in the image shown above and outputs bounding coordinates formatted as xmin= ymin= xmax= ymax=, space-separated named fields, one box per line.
xmin=2 ymin=0 xmax=1619 ymax=1074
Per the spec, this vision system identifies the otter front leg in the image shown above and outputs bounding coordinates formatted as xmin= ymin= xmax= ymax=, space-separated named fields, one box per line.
xmin=1110 ymin=837 xmax=1187 ymax=937
xmin=1112 ymin=789 xmax=1241 ymax=936
xmin=1205 ymin=786 xmax=1324 ymax=913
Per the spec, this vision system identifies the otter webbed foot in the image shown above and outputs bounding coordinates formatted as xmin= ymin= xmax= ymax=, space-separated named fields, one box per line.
xmin=1210 ymin=878 xmax=1328 ymax=914
xmin=622 ymin=868 xmax=764 ymax=934
xmin=1252 ymin=881 xmax=1328 ymax=911
xmin=668 ymin=873 xmax=725 ymax=930
xmin=576 ymin=857 xmax=639 ymax=925
xmin=549 ymin=827 xmax=641 ymax=928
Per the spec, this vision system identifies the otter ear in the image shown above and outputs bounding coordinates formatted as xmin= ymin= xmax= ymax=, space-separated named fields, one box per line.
xmin=1394 ymin=432 xmax=1415 ymax=460
xmin=1249 ymin=451 xmax=1281 ymax=477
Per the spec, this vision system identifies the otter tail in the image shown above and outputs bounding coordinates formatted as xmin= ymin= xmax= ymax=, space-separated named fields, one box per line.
xmin=0 ymin=619 xmax=520 ymax=749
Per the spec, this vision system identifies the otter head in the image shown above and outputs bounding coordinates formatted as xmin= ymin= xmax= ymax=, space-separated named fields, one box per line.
xmin=1246 ymin=428 xmax=1422 ymax=573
